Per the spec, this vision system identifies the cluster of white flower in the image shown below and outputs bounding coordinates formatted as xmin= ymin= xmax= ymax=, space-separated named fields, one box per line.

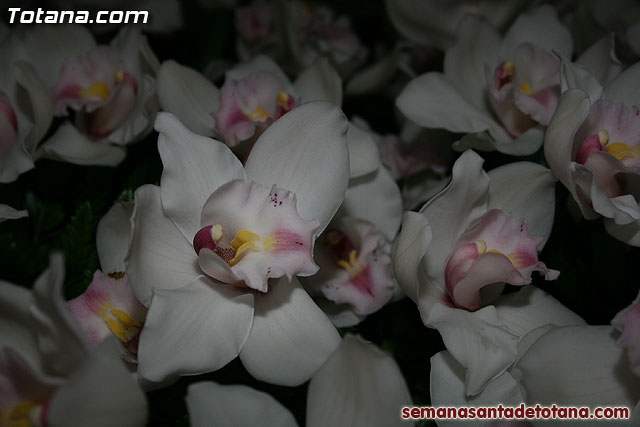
xmin=1 ymin=1 xmax=640 ymax=426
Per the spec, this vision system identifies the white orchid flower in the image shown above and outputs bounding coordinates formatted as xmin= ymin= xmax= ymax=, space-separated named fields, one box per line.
xmin=544 ymin=58 xmax=640 ymax=246
xmin=16 ymin=25 xmax=159 ymax=166
xmin=511 ymin=324 xmax=640 ymax=425
xmin=396 ymin=6 xmax=572 ymax=156
xmin=394 ymin=150 xmax=558 ymax=394
xmin=185 ymin=335 xmax=412 ymax=427
xmin=0 ymin=253 xmax=147 ymax=427
xmin=0 ymin=30 xmax=52 ymax=183
xmin=158 ymin=54 xmax=378 ymax=178
xmin=302 ymin=135 xmax=404 ymax=326
xmin=127 ymin=102 xmax=349 ymax=386
xmin=64 ymin=202 xmax=147 ymax=363
xmin=429 ymin=285 xmax=586 ymax=426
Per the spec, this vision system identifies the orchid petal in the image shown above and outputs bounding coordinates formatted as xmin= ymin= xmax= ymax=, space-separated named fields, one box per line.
xmin=575 ymin=35 xmax=621 ymax=86
xmin=186 ymin=382 xmax=298 ymax=427
xmin=137 ymin=277 xmax=253 ymax=383
xmin=157 ymin=60 xmax=220 ymax=137
xmin=430 ymin=351 xmax=525 ymax=427
xmin=345 ymin=49 xmax=399 ymax=96
xmin=20 ymin=25 xmax=96 ymax=90
xmin=156 ymin=112 xmax=245 ymax=240
xmin=340 ymin=166 xmax=402 ymax=240
xmin=294 ymin=58 xmax=342 ymax=105
xmin=0 ymin=281 xmax=39 ymax=369
xmin=105 ymin=74 xmax=158 ymax=147
xmin=612 ymin=290 xmax=640 ymax=376
xmin=30 ymin=253 xmax=89 ymax=377
xmin=244 ymin=101 xmax=349 ymax=233
xmin=514 ymin=326 xmax=640 ymax=407
xmin=543 ymin=89 xmax=592 ymax=197
xmin=110 ymin=26 xmax=159 ymax=81
xmin=346 ymin=121 xmax=380 ymax=179
xmin=66 ymin=271 xmax=146 ymax=350
xmin=558 ymin=50 xmax=603 ymax=102
xmin=447 ymin=252 xmax=531 ymax=311
xmin=603 ymin=62 xmax=640 ymax=107
xmin=37 ymin=122 xmax=125 ymax=166
xmin=13 ymin=61 xmax=53 ymax=150
xmin=307 ymin=335 xmax=412 ymax=427
xmin=0 ymin=141 xmax=34 ymax=183
xmin=495 ymin=286 xmax=585 ymax=337
xmin=127 ymin=185 xmax=200 ymax=306
xmin=487 ymin=161 xmax=556 ymax=248
xmin=420 ymin=150 xmax=490 ymax=294
xmin=393 ymin=211 xmax=431 ymax=303
xmin=240 ymin=277 xmax=340 ymax=386
xmin=0 ymin=347 xmax=61 ymax=408
xmin=396 ymin=73 xmax=509 ymax=142
xmin=225 ymin=55 xmax=291 ymax=93
xmin=0 ymin=204 xmax=27 ymax=222
xmin=493 ymin=126 xmax=544 ymax=156
xmin=97 ymin=202 xmax=133 ymax=274
xmin=501 ymin=5 xmax=572 ymax=58
xmin=47 ymin=338 xmax=147 ymax=427
xmin=444 ymin=15 xmax=500 ymax=111
xmin=604 ymin=219 xmax=640 ymax=247
xmin=385 ymin=0 xmax=526 ymax=50
xmin=427 ymin=303 xmax=519 ymax=396
xmin=315 ymin=298 xmax=365 ymax=328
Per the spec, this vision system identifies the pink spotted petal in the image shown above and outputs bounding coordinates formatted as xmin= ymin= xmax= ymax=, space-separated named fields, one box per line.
xmin=198 ymin=179 xmax=319 ymax=292
xmin=67 ymin=271 xmax=147 ymax=354
xmin=458 ymin=209 xmax=542 ymax=258
xmin=0 ymin=96 xmax=18 ymax=159
xmin=612 ymin=293 xmax=640 ymax=377
xmin=318 ymin=218 xmax=395 ymax=316
xmin=574 ymin=100 xmax=640 ymax=154
xmin=52 ymin=46 xmax=122 ymax=116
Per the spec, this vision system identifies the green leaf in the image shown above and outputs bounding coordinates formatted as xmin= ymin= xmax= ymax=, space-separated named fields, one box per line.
xmin=61 ymin=202 xmax=99 ymax=299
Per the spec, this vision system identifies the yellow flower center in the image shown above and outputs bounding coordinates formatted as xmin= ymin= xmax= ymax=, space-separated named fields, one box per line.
xmin=249 ymin=107 xmax=271 ymax=122
xmin=475 ymin=239 xmax=528 ymax=269
xmin=81 ymin=81 xmax=110 ymax=100
xmin=337 ymin=249 xmax=362 ymax=276
xmin=97 ymin=301 xmax=141 ymax=344
xmin=2 ymin=401 xmax=42 ymax=427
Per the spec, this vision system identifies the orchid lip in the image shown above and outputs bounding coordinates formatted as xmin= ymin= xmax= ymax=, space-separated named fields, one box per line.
xmin=444 ymin=209 xmax=557 ymax=311
xmin=195 ymin=179 xmax=320 ymax=292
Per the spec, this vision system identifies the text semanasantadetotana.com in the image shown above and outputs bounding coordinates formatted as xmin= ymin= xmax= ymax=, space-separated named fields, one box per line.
xmin=7 ymin=8 xmax=148 ymax=24
xmin=401 ymin=404 xmax=631 ymax=420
